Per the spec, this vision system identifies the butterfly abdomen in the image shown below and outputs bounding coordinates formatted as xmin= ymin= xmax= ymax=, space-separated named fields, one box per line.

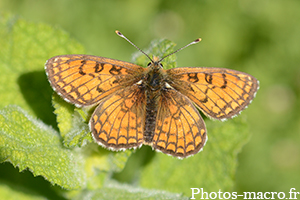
xmin=144 ymin=91 xmax=159 ymax=143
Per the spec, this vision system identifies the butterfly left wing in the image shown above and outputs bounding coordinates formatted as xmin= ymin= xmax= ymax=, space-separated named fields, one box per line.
xmin=45 ymin=54 xmax=146 ymax=107
xmin=151 ymin=88 xmax=207 ymax=158
xmin=166 ymin=67 xmax=259 ymax=120
xmin=90 ymin=84 xmax=146 ymax=150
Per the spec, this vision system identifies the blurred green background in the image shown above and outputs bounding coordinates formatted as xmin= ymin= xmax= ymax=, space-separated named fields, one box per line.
xmin=1 ymin=0 xmax=300 ymax=197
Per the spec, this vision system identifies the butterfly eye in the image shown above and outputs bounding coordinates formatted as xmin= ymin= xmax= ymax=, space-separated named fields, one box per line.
xmin=160 ymin=63 xmax=163 ymax=68
xmin=147 ymin=62 xmax=151 ymax=66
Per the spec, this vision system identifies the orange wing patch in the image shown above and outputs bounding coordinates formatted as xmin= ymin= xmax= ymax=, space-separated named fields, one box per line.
xmin=45 ymin=55 xmax=145 ymax=106
xmin=167 ymin=67 xmax=259 ymax=120
xmin=90 ymin=84 xmax=146 ymax=149
xmin=152 ymin=89 xmax=207 ymax=158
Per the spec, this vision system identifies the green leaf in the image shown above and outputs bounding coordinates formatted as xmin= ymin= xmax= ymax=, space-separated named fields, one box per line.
xmin=73 ymin=180 xmax=189 ymax=200
xmin=0 ymin=181 xmax=45 ymax=200
xmin=0 ymin=14 xmax=85 ymax=127
xmin=132 ymin=38 xmax=177 ymax=69
xmin=0 ymin=105 xmax=86 ymax=189
xmin=52 ymin=93 xmax=93 ymax=148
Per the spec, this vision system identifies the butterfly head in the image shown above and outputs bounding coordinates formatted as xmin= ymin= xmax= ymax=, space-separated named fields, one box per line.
xmin=147 ymin=56 xmax=163 ymax=70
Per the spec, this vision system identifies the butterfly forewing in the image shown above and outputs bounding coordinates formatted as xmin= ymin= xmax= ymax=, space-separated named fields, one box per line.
xmin=166 ymin=67 xmax=259 ymax=120
xmin=45 ymin=55 xmax=146 ymax=107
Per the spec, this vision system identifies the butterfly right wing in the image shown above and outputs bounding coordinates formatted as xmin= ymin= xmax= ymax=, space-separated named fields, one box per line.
xmin=45 ymin=54 xmax=146 ymax=107
xmin=166 ymin=67 xmax=259 ymax=120
xmin=151 ymin=88 xmax=207 ymax=158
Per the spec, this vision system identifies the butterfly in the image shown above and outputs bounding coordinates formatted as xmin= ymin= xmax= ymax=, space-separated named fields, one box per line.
xmin=45 ymin=31 xmax=259 ymax=158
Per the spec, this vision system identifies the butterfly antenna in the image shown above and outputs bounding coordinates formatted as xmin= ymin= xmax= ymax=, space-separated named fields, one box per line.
xmin=159 ymin=38 xmax=202 ymax=62
xmin=115 ymin=30 xmax=153 ymax=62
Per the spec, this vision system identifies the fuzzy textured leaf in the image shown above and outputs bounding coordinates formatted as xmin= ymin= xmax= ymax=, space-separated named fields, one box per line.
xmin=0 ymin=14 xmax=85 ymax=127
xmin=0 ymin=105 xmax=86 ymax=189
xmin=73 ymin=180 xmax=189 ymax=200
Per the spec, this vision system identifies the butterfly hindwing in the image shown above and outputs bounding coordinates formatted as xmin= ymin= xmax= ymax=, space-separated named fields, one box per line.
xmin=90 ymin=84 xmax=146 ymax=149
xmin=151 ymin=88 xmax=207 ymax=158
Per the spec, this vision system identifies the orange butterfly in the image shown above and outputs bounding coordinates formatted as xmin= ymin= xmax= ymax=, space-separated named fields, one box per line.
xmin=45 ymin=31 xmax=259 ymax=158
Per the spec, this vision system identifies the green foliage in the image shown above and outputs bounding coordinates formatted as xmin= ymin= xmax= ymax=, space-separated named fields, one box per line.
xmin=133 ymin=38 xmax=177 ymax=69
xmin=0 ymin=14 xmax=251 ymax=199
xmin=72 ymin=180 xmax=189 ymax=200
xmin=52 ymin=93 xmax=93 ymax=147
xmin=0 ymin=181 xmax=46 ymax=200
xmin=0 ymin=105 xmax=86 ymax=189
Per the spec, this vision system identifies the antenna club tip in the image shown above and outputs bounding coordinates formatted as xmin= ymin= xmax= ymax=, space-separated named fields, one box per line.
xmin=195 ymin=38 xmax=202 ymax=42
xmin=115 ymin=30 xmax=122 ymax=36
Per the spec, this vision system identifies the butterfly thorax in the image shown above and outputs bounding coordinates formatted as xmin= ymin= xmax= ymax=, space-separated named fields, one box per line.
xmin=145 ymin=63 xmax=164 ymax=89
